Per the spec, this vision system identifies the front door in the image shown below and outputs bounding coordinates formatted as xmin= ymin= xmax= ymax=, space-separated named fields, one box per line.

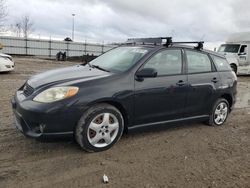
xmin=238 ymin=44 xmax=248 ymax=65
xmin=134 ymin=49 xmax=188 ymax=125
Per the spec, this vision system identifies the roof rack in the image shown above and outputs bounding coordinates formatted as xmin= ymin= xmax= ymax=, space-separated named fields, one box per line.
xmin=126 ymin=37 xmax=204 ymax=50
xmin=172 ymin=41 xmax=204 ymax=50
xmin=127 ymin=37 xmax=163 ymax=45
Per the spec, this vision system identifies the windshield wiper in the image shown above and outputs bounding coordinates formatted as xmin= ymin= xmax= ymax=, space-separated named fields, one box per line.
xmin=91 ymin=64 xmax=110 ymax=72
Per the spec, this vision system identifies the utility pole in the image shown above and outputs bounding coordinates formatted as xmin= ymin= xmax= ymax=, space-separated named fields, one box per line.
xmin=72 ymin=13 xmax=76 ymax=41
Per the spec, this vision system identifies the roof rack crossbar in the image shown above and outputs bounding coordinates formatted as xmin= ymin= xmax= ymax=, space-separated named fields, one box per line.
xmin=172 ymin=41 xmax=204 ymax=49
xmin=126 ymin=37 xmax=204 ymax=49
xmin=127 ymin=37 xmax=163 ymax=45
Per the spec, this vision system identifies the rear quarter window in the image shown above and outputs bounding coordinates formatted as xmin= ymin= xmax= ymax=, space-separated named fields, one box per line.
xmin=211 ymin=55 xmax=231 ymax=71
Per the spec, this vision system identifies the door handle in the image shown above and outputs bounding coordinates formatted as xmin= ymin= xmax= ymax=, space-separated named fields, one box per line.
xmin=176 ymin=80 xmax=186 ymax=86
xmin=211 ymin=77 xmax=218 ymax=83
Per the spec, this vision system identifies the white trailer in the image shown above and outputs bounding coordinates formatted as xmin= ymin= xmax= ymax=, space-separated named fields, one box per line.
xmin=218 ymin=32 xmax=250 ymax=75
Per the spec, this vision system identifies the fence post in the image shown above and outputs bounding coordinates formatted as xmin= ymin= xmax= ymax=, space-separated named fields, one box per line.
xmin=66 ymin=41 xmax=69 ymax=57
xmin=25 ymin=37 xmax=28 ymax=55
xmin=49 ymin=37 xmax=52 ymax=58
xmin=101 ymin=41 xmax=104 ymax=54
xmin=84 ymin=40 xmax=87 ymax=55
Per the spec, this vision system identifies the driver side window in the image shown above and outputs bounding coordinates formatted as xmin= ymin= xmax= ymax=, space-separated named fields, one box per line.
xmin=144 ymin=49 xmax=182 ymax=76
xmin=240 ymin=45 xmax=247 ymax=54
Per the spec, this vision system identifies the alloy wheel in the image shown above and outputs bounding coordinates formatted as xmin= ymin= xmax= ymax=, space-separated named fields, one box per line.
xmin=214 ymin=102 xmax=228 ymax=125
xmin=87 ymin=113 xmax=119 ymax=148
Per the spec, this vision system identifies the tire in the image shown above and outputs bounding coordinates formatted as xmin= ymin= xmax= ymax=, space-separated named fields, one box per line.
xmin=207 ymin=98 xmax=229 ymax=126
xmin=231 ymin=64 xmax=237 ymax=74
xmin=75 ymin=103 xmax=124 ymax=152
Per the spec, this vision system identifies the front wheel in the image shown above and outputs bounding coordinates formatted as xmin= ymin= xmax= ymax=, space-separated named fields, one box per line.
xmin=207 ymin=98 xmax=229 ymax=126
xmin=75 ymin=103 xmax=124 ymax=152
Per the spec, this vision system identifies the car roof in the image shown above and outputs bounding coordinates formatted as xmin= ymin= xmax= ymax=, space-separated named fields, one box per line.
xmin=172 ymin=44 xmax=226 ymax=58
xmin=122 ymin=44 xmax=226 ymax=58
xmin=123 ymin=37 xmax=226 ymax=59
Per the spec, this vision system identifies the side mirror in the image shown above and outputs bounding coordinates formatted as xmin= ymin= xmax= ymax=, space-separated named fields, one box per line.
xmin=136 ymin=68 xmax=157 ymax=78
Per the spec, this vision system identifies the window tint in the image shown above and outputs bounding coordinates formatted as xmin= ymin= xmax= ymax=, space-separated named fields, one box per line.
xmin=186 ymin=50 xmax=212 ymax=73
xmin=211 ymin=55 xmax=231 ymax=71
xmin=144 ymin=50 xmax=182 ymax=76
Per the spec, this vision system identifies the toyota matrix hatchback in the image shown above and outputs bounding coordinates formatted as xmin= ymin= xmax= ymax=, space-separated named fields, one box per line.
xmin=11 ymin=37 xmax=237 ymax=152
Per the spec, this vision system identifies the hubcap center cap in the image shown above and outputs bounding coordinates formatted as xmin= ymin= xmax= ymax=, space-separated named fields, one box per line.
xmin=100 ymin=125 xmax=109 ymax=134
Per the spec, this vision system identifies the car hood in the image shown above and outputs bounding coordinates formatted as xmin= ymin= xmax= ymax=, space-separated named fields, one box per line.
xmin=0 ymin=52 xmax=12 ymax=59
xmin=0 ymin=56 xmax=14 ymax=65
xmin=28 ymin=65 xmax=111 ymax=89
xmin=224 ymin=53 xmax=239 ymax=65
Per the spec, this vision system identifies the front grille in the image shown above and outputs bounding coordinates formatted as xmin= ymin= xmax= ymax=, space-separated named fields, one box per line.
xmin=23 ymin=84 xmax=34 ymax=97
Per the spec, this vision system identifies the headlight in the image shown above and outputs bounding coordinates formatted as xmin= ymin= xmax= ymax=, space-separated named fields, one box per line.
xmin=33 ymin=86 xmax=79 ymax=103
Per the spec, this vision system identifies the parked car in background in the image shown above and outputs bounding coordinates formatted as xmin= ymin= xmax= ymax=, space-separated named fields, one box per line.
xmin=0 ymin=53 xmax=14 ymax=72
xmin=218 ymin=32 xmax=250 ymax=75
xmin=12 ymin=37 xmax=237 ymax=152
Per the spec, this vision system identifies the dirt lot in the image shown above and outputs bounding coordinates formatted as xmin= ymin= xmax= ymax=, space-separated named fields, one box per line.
xmin=0 ymin=57 xmax=250 ymax=188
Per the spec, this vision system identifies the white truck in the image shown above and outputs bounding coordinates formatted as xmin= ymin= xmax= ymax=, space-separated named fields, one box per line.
xmin=218 ymin=32 xmax=250 ymax=75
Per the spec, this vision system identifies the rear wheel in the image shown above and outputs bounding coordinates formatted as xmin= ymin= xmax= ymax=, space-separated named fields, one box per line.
xmin=75 ymin=103 xmax=124 ymax=152
xmin=207 ymin=98 xmax=229 ymax=126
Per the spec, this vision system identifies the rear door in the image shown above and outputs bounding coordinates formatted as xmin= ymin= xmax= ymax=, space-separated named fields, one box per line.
xmin=134 ymin=49 xmax=188 ymax=125
xmin=184 ymin=50 xmax=221 ymax=117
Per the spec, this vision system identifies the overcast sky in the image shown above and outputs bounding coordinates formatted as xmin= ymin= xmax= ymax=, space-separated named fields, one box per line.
xmin=4 ymin=0 xmax=250 ymax=46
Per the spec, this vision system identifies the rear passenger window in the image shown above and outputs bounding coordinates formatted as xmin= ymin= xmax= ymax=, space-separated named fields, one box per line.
xmin=211 ymin=55 xmax=231 ymax=71
xmin=186 ymin=50 xmax=212 ymax=73
xmin=144 ymin=49 xmax=182 ymax=76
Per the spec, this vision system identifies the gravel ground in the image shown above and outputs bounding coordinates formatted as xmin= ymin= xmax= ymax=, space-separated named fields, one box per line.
xmin=0 ymin=57 xmax=250 ymax=188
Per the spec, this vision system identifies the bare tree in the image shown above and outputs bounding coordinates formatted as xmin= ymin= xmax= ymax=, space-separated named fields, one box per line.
xmin=19 ymin=15 xmax=34 ymax=38
xmin=0 ymin=0 xmax=7 ymax=28
xmin=11 ymin=22 xmax=22 ymax=37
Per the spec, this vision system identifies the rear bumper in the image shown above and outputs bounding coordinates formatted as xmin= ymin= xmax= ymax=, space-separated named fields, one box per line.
xmin=11 ymin=91 xmax=84 ymax=138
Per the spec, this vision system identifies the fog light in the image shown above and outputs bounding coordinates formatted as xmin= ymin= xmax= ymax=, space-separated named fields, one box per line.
xmin=39 ymin=124 xmax=46 ymax=133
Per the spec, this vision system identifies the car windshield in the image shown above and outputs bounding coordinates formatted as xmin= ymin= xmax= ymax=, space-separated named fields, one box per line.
xmin=218 ymin=44 xmax=240 ymax=53
xmin=89 ymin=47 xmax=149 ymax=73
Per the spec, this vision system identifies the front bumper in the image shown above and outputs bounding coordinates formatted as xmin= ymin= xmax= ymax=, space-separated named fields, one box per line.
xmin=11 ymin=91 xmax=84 ymax=138
xmin=0 ymin=64 xmax=14 ymax=72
